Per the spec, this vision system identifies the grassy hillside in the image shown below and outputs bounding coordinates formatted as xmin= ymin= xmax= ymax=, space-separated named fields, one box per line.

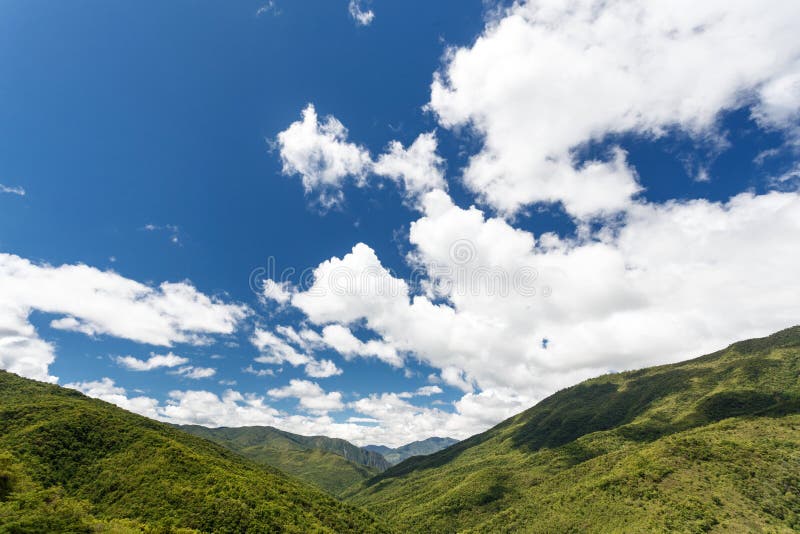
xmin=364 ymin=437 xmax=459 ymax=465
xmin=348 ymin=326 xmax=800 ymax=533
xmin=179 ymin=425 xmax=388 ymax=496
xmin=0 ymin=371 xmax=388 ymax=533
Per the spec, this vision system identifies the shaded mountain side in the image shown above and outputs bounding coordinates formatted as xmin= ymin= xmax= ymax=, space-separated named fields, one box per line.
xmin=0 ymin=371 xmax=388 ymax=533
xmin=179 ymin=425 xmax=388 ymax=496
xmin=364 ymin=437 xmax=459 ymax=465
xmin=347 ymin=326 xmax=800 ymax=533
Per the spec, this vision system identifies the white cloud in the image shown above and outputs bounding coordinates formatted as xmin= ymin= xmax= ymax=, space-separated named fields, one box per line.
xmin=373 ymin=132 xmax=447 ymax=204
xmin=275 ymin=106 xmax=446 ymax=208
xmin=243 ymin=364 xmax=275 ymax=377
xmin=256 ymin=1 xmax=279 ymax=17
xmin=275 ymin=104 xmax=371 ymax=208
xmin=142 ymin=224 xmax=181 ymax=245
xmin=348 ymin=0 xmax=374 ymax=26
xmin=252 ymin=328 xmax=311 ymax=366
xmin=65 ymin=378 xmax=161 ymax=420
xmin=251 ymin=326 xmax=343 ymax=378
xmin=429 ymin=0 xmax=800 ymax=217
xmin=397 ymin=385 xmax=443 ymax=398
xmin=268 ymin=379 xmax=345 ymax=414
xmin=262 ymin=279 xmax=292 ymax=304
xmin=286 ymin=187 xmax=800 ymax=406
xmin=320 ymin=324 xmax=403 ymax=367
xmin=161 ymin=389 xmax=282 ymax=427
xmin=415 ymin=385 xmax=442 ymax=396
xmin=0 ymin=184 xmax=25 ymax=196
xmin=440 ymin=366 xmax=473 ymax=393
xmin=172 ymin=366 xmax=217 ymax=379
xmin=0 ymin=254 xmax=247 ymax=382
xmin=772 ymin=163 xmax=800 ymax=187
xmin=66 ymin=374 xmax=526 ymax=446
xmin=304 ymin=358 xmax=343 ymax=378
xmin=0 ymin=304 xmax=57 ymax=383
xmin=275 ymin=325 xmax=322 ymax=350
xmin=116 ymin=352 xmax=189 ymax=371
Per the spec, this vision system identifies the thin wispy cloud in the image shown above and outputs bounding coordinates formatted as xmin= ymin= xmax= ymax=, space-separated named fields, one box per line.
xmin=348 ymin=0 xmax=374 ymax=26
xmin=256 ymin=1 xmax=279 ymax=17
xmin=116 ymin=352 xmax=189 ymax=371
xmin=142 ymin=223 xmax=182 ymax=245
xmin=0 ymin=183 xmax=25 ymax=196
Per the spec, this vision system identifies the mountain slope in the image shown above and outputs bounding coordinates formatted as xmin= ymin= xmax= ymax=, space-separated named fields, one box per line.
xmin=179 ymin=425 xmax=389 ymax=495
xmin=0 ymin=371 xmax=388 ymax=533
xmin=348 ymin=326 xmax=800 ymax=533
xmin=364 ymin=437 xmax=459 ymax=465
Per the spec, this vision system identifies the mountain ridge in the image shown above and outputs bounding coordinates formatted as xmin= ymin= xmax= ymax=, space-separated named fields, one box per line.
xmin=0 ymin=370 xmax=388 ymax=532
xmin=364 ymin=437 xmax=459 ymax=465
xmin=178 ymin=424 xmax=390 ymax=495
xmin=347 ymin=326 xmax=800 ymax=532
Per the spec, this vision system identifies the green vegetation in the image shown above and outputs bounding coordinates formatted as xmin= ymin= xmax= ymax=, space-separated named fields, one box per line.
xmin=178 ymin=425 xmax=388 ymax=496
xmin=5 ymin=327 xmax=799 ymax=533
xmin=364 ymin=437 xmax=459 ymax=466
xmin=0 ymin=371 xmax=388 ymax=533
xmin=347 ymin=326 xmax=800 ymax=533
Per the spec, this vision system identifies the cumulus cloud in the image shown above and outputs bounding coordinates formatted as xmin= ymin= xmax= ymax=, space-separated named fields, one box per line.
xmin=0 ymin=306 xmax=57 ymax=383
xmin=304 ymin=358 xmax=343 ymax=378
xmin=252 ymin=328 xmax=311 ymax=366
xmin=373 ymin=132 xmax=447 ymax=203
xmin=429 ymin=0 xmax=800 ymax=217
xmin=251 ymin=327 xmax=342 ymax=378
xmin=348 ymin=0 xmax=374 ymax=26
xmin=275 ymin=106 xmax=445 ymax=208
xmin=67 ymin=375 xmax=521 ymax=446
xmin=262 ymin=279 xmax=292 ymax=304
xmin=65 ymin=378 xmax=161 ymax=420
xmin=320 ymin=324 xmax=403 ymax=367
xmin=276 ymin=104 xmax=371 ymax=208
xmin=286 ymin=188 xmax=800 ymax=404
xmin=161 ymin=389 xmax=282 ymax=427
xmin=268 ymin=379 xmax=345 ymax=413
xmin=414 ymin=385 xmax=443 ymax=396
xmin=243 ymin=364 xmax=275 ymax=377
xmin=116 ymin=352 xmax=189 ymax=371
xmin=0 ymin=254 xmax=248 ymax=382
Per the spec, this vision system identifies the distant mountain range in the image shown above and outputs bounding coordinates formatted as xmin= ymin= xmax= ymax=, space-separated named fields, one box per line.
xmin=364 ymin=437 xmax=459 ymax=465
xmin=179 ymin=424 xmax=390 ymax=495
xmin=345 ymin=326 xmax=800 ymax=532
xmin=177 ymin=426 xmax=458 ymax=495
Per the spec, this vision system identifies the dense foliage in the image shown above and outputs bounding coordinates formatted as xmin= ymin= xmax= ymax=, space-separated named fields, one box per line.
xmin=0 ymin=372 xmax=388 ymax=533
xmin=364 ymin=437 xmax=459 ymax=466
xmin=348 ymin=326 xmax=800 ymax=532
xmin=179 ymin=425 xmax=387 ymax=496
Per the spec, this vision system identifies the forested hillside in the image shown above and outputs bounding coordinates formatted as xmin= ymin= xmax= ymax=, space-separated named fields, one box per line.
xmin=348 ymin=327 xmax=800 ymax=533
xmin=179 ymin=424 xmax=389 ymax=495
xmin=0 ymin=371 xmax=388 ymax=533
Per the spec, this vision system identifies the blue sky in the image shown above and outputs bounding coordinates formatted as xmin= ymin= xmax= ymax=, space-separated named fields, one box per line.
xmin=1 ymin=1 xmax=799 ymax=446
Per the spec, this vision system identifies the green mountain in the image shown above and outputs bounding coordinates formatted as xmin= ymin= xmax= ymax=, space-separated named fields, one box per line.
xmin=364 ymin=437 xmax=459 ymax=465
xmin=0 ymin=370 xmax=388 ymax=533
xmin=179 ymin=425 xmax=390 ymax=496
xmin=347 ymin=326 xmax=800 ymax=533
